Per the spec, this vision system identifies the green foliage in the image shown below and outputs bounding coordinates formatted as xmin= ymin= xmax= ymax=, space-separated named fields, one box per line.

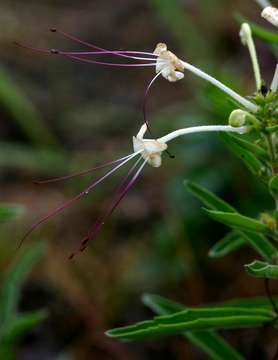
xmin=269 ymin=174 xmax=278 ymax=195
xmin=0 ymin=67 xmax=59 ymax=148
xmin=0 ymin=243 xmax=47 ymax=358
xmin=107 ymin=305 xmax=273 ymax=341
xmin=220 ymin=133 xmax=267 ymax=178
xmin=142 ymin=294 xmax=244 ymax=360
xmin=208 ymin=231 xmax=246 ymax=258
xmin=203 ymin=209 xmax=269 ymax=233
xmin=185 ymin=180 xmax=277 ymax=261
xmin=0 ymin=204 xmax=25 ymax=222
xmin=245 ymin=260 xmax=278 ymax=279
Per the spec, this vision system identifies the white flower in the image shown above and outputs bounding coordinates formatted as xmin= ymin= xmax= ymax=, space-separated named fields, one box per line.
xmin=153 ymin=43 xmax=185 ymax=82
xmin=262 ymin=6 xmax=278 ymax=27
xmin=133 ymin=124 xmax=168 ymax=167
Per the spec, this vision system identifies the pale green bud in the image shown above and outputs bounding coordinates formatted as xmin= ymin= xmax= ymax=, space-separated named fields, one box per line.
xmin=229 ymin=109 xmax=260 ymax=128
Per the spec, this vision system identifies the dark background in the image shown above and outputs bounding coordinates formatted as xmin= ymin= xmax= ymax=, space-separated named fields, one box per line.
xmin=1 ymin=0 xmax=277 ymax=358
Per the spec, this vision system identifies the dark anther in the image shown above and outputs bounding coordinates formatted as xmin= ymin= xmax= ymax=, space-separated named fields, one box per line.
xmin=50 ymin=28 xmax=57 ymax=32
xmin=260 ymin=84 xmax=268 ymax=96
xmin=50 ymin=49 xmax=59 ymax=54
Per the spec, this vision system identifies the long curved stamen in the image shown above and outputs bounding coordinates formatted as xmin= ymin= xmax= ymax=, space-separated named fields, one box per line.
xmin=33 ymin=153 xmax=136 ymax=184
xmin=50 ymin=28 xmax=157 ymax=61
xmin=69 ymin=158 xmax=147 ymax=259
xmin=60 ymin=54 xmax=157 ymax=67
xmin=52 ymin=50 xmax=157 ymax=62
xmin=19 ymin=151 xmax=141 ymax=248
xmin=142 ymin=71 xmax=175 ymax=159
xmin=16 ymin=42 xmax=157 ymax=67
xmin=143 ymin=71 xmax=162 ymax=131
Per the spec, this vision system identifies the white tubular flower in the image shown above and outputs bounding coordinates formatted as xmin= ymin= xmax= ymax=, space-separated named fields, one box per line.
xmin=133 ymin=124 xmax=168 ymax=167
xmin=21 ymin=121 xmax=249 ymax=258
xmin=153 ymin=43 xmax=185 ymax=82
xmin=239 ymin=23 xmax=262 ymax=91
xmin=262 ymin=6 xmax=278 ymax=27
xmin=271 ymin=64 xmax=278 ymax=92
xmin=18 ymin=30 xmax=258 ymax=114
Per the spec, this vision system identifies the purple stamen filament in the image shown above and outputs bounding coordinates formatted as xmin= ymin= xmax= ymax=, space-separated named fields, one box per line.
xmin=69 ymin=157 xmax=147 ymax=259
xmin=19 ymin=151 xmax=142 ymax=249
xmin=33 ymin=153 xmax=137 ymax=184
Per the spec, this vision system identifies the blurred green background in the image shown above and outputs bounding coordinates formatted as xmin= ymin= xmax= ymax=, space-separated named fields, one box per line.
xmin=1 ymin=0 xmax=277 ymax=358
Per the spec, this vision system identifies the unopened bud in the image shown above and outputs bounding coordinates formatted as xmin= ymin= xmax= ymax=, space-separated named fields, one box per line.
xmin=239 ymin=23 xmax=252 ymax=46
xmin=229 ymin=109 xmax=260 ymax=128
xmin=262 ymin=6 xmax=278 ymax=27
xmin=260 ymin=212 xmax=277 ymax=231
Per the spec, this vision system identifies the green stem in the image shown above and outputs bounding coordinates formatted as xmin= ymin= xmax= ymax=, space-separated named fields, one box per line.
xmin=266 ymin=133 xmax=278 ymax=210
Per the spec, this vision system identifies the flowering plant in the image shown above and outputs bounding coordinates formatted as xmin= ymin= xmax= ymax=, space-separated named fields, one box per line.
xmin=16 ymin=0 xmax=278 ymax=358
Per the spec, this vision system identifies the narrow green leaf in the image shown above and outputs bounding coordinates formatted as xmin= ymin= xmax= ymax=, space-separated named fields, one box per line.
xmin=3 ymin=310 xmax=47 ymax=344
xmin=245 ymin=260 xmax=278 ymax=279
xmin=269 ymin=174 xmax=278 ymax=195
xmin=220 ymin=133 xmax=266 ymax=176
xmin=266 ymin=125 xmax=278 ymax=133
xmin=0 ymin=66 xmax=59 ymax=148
xmin=142 ymin=294 xmax=244 ymax=360
xmin=185 ymin=181 xmax=277 ymax=261
xmin=106 ymin=306 xmax=273 ymax=340
xmin=0 ymin=204 xmax=25 ymax=222
xmin=239 ymin=231 xmax=277 ymax=262
xmin=209 ymin=231 xmax=246 ymax=258
xmin=220 ymin=133 xmax=269 ymax=161
xmin=203 ymin=209 xmax=269 ymax=233
xmin=0 ymin=243 xmax=45 ymax=330
xmin=185 ymin=180 xmax=236 ymax=212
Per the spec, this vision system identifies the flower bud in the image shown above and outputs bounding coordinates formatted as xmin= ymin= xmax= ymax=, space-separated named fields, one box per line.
xmin=262 ymin=6 xmax=278 ymax=27
xmin=229 ymin=109 xmax=248 ymax=127
xmin=260 ymin=212 xmax=277 ymax=231
xmin=229 ymin=109 xmax=260 ymax=128
xmin=239 ymin=23 xmax=252 ymax=46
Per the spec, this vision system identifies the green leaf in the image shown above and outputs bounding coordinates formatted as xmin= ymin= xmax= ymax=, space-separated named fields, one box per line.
xmin=245 ymin=260 xmax=278 ymax=279
xmin=106 ymin=306 xmax=273 ymax=341
xmin=185 ymin=180 xmax=236 ymax=212
xmin=209 ymin=231 xmax=246 ymax=258
xmin=269 ymin=174 xmax=278 ymax=195
xmin=185 ymin=181 xmax=277 ymax=261
xmin=3 ymin=310 xmax=47 ymax=344
xmin=220 ymin=133 xmax=266 ymax=177
xmin=143 ymin=294 xmax=244 ymax=360
xmin=0 ymin=66 xmax=59 ymax=148
xmin=239 ymin=231 xmax=277 ymax=263
xmin=0 ymin=243 xmax=45 ymax=331
xmin=0 ymin=204 xmax=25 ymax=222
xmin=220 ymin=133 xmax=269 ymax=161
xmin=203 ymin=209 xmax=269 ymax=233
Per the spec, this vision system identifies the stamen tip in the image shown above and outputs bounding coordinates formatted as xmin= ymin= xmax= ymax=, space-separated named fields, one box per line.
xmin=50 ymin=27 xmax=57 ymax=33
xmin=50 ymin=49 xmax=59 ymax=55
xmin=68 ymin=253 xmax=75 ymax=260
